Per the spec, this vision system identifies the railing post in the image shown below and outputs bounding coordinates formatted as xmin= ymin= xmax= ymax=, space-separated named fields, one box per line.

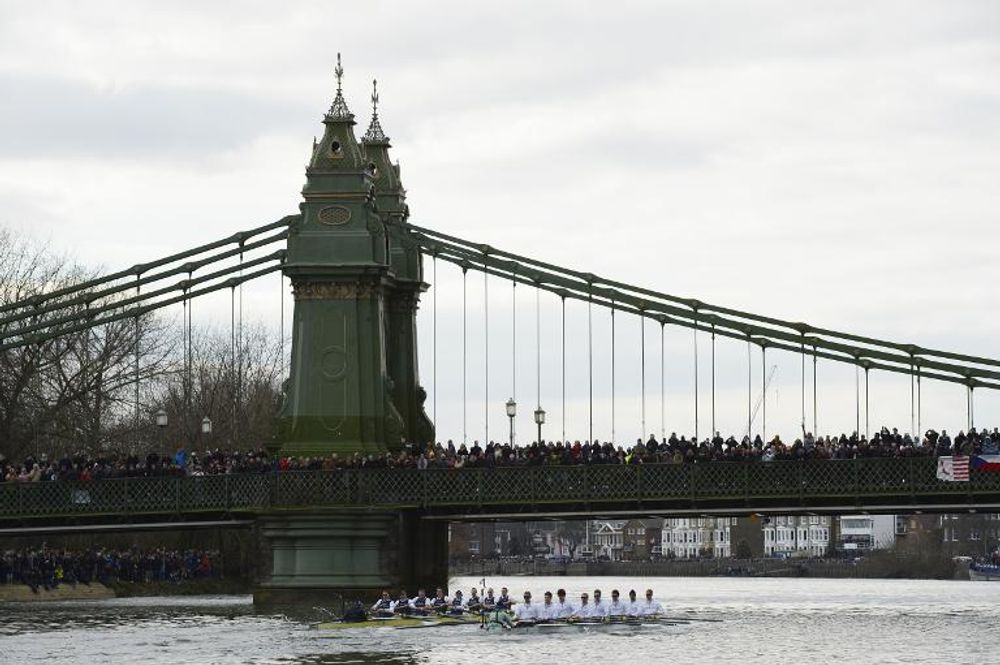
xmin=852 ymin=458 xmax=860 ymax=506
xmin=743 ymin=462 xmax=750 ymax=505
xmin=531 ymin=467 xmax=537 ymax=506
xmin=907 ymin=457 xmax=914 ymax=499
xmin=123 ymin=477 xmax=130 ymax=517
xmin=18 ymin=482 xmax=23 ymax=518
xmin=798 ymin=460 xmax=805 ymax=506
xmin=175 ymin=477 xmax=181 ymax=514
xmin=225 ymin=475 xmax=231 ymax=511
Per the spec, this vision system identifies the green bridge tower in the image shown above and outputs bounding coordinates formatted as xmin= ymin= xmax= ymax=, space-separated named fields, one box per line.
xmin=256 ymin=57 xmax=445 ymax=606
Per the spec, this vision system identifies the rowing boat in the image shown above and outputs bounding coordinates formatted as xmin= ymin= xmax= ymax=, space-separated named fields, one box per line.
xmin=316 ymin=614 xmax=481 ymax=631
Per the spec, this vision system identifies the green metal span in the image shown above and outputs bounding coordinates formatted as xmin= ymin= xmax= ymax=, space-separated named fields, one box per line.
xmin=403 ymin=220 xmax=1000 ymax=372
xmin=2 ymin=458 xmax=999 ymax=521
xmin=0 ymin=229 xmax=288 ymax=329
xmin=0 ymin=262 xmax=284 ymax=352
xmin=1 ymin=250 xmax=286 ymax=346
xmin=396 ymin=221 xmax=1000 ymax=390
xmin=0 ymin=216 xmax=294 ymax=316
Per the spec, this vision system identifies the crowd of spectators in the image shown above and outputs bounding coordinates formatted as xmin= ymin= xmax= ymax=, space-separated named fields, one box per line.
xmin=2 ymin=426 xmax=998 ymax=482
xmin=0 ymin=546 xmax=219 ymax=592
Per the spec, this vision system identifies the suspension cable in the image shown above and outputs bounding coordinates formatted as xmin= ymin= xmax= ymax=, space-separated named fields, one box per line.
xmin=865 ymin=365 xmax=870 ymax=440
xmin=588 ymin=289 xmax=593 ymax=443
xmin=747 ymin=336 xmax=751 ymax=440
xmin=230 ymin=285 xmax=236 ymax=447
xmin=660 ymin=320 xmax=665 ymax=442
xmin=812 ymin=346 xmax=818 ymax=435
xmin=800 ymin=338 xmax=806 ymax=435
xmin=762 ymin=345 xmax=767 ymax=443
xmin=536 ymin=284 xmax=541 ymax=441
xmin=693 ymin=312 xmax=699 ymax=443
xmin=561 ymin=294 xmax=566 ymax=442
xmin=512 ymin=275 xmax=516 ymax=444
xmin=237 ymin=249 xmax=244 ymax=437
xmin=462 ymin=265 xmax=468 ymax=445
xmin=484 ymin=260 xmax=489 ymax=444
xmin=910 ymin=361 xmax=915 ymax=438
xmin=433 ymin=255 xmax=437 ymax=434
xmin=641 ymin=313 xmax=646 ymax=441
xmin=134 ymin=274 xmax=141 ymax=450
xmin=711 ymin=323 xmax=716 ymax=440
xmin=611 ymin=305 xmax=616 ymax=444
xmin=855 ymin=364 xmax=860 ymax=437
xmin=917 ymin=365 xmax=922 ymax=437
xmin=279 ymin=273 xmax=285 ymax=378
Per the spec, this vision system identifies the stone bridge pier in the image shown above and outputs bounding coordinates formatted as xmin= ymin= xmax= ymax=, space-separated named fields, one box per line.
xmin=253 ymin=510 xmax=448 ymax=608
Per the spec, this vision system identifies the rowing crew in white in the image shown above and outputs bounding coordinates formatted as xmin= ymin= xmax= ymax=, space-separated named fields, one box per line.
xmin=370 ymin=586 xmax=666 ymax=621
xmin=512 ymin=588 xmax=664 ymax=622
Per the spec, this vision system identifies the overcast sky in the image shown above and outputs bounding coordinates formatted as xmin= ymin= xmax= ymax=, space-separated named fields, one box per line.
xmin=1 ymin=1 xmax=998 ymax=444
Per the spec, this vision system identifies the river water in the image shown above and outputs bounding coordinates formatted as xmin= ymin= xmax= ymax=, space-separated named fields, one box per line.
xmin=1 ymin=576 xmax=996 ymax=664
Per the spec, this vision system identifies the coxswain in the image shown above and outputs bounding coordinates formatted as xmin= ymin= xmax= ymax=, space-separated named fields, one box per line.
xmin=553 ymin=589 xmax=574 ymax=619
xmin=639 ymin=589 xmax=664 ymax=617
xmin=537 ymin=591 xmax=557 ymax=622
xmin=448 ymin=589 xmax=465 ymax=615
xmin=625 ymin=589 xmax=641 ymax=617
xmin=606 ymin=589 xmax=627 ymax=620
xmin=410 ymin=588 xmax=431 ymax=616
xmin=393 ymin=590 xmax=412 ymax=616
xmin=571 ymin=592 xmax=596 ymax=620
xmin=591 ymin=589 xmax=609 ymax=618
xmin=466 ymin=588 xmax=483 ymax=614
xmin=496 ymin=587 xmax=512 ymax=611
xmin=431 ymin=587 xmax=449 ymax=614
xmin=370 ymin=590 xmax=394 ymax=618
xmin=513 ymin=591 xmax=538 ymax=624
xmin=482 ymin=587 xmax=497 ymax=611
xmin=342 ymin=599 xmax=367 ymax=623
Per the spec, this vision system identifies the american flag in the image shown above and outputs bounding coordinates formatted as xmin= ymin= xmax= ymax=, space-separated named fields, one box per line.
xmin=936 ymin=455 xmax=969 ymax=482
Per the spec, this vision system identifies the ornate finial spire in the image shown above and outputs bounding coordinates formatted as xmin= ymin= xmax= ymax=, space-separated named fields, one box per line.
xmin=363 ymin=78 xmax=388 ymax=143
xmin=325 ymin=53 xmax=353 ymax=121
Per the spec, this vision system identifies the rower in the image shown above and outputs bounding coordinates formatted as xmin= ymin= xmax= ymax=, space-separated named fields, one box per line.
xmin=513 ymin=591 xmax=538 ymax=623
xmin=537 ymin=591 xmax=557 ymax=622
xmin=640 ymin=589 xmax=664 ymax=617
xmin=393 ymin=590 xmax=412 ymax=615
xmin=467 ymin=588 xmax=483 ymax=614
xmin=591 ymin=589 xmax=608 ymax=618
xmin=431 ymin=587 xmax=448 ymax=614
xmin=571 ymin=592 xmax=596 ymax=620
xmin=625 ymin=589 xmax=641 ymax=617
xmin=448 ymin=589 xmax=466 ymax=615
xmin=606 ymin=589 xmax=627 ymax=620
xmin=410 ymin=588 xmax=431 ymax=616
xmin=370 ymin=590 xmax=394 ymax=618
xmin=482 ymin=587 xmax=497 ymax=611
xmin=496 ymin=587 xmax=512 ymax=611
xmin=554 ymin=588 xmax=574 ymax=619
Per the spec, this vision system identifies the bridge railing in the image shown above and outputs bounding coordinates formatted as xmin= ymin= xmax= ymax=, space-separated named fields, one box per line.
xmin=1 ymin=458 xmax=998 ymax=520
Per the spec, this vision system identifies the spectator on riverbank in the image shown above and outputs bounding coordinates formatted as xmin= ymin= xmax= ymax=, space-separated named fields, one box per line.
xmin=0 ymin=546 xmax=221 ymax=593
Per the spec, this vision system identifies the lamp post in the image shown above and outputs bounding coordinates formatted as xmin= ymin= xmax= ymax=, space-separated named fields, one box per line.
xmin=155 ymin=409 xmax=168 ymax=457
xmin=201 ymin=416 xmax=213 ymax=440
xmin=534 ymin=406 xmax=546 ymax=444
xmin=505 ymin=398 xmax=517 ymax=446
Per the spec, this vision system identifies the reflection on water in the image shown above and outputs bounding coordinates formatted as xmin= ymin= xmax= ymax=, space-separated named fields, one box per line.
xmin=1 ymin=578 xmax=997 ymax=665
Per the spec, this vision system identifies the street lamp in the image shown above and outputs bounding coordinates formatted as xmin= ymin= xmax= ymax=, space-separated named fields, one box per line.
xmin=534 ymin=406 xmax=546 ymax=444
xmin=155 ymin=409 xmax=168 ymax=457
xmin=505 ymin=398 xmax=517 ymax=446
xmin=201 ymin=416 xmax=213 ymax=436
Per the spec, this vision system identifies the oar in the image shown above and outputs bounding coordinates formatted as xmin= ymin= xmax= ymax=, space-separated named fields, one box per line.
xmin=659 ymin=615 xmax=723 ymax=623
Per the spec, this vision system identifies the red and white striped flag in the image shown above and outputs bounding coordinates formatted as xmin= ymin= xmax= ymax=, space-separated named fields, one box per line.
xmin=936 ymin=455 xmax=969 ymax=482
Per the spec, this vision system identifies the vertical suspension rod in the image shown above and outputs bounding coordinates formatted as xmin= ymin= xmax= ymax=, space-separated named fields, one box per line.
xmin=484 ymin=262 xmax=489 ymax=444
xmin=641 ymin=314 xmax=646 ymax=441
xmin=462 ymin=265 xmax=468 ymax=445
xmin=611 ymin=305 xmax=616 ymax=443
xmin=561 ymin=295 xmax=566 ymax=443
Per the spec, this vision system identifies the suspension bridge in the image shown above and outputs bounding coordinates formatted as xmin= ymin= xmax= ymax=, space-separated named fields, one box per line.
xmin=2 ymin=56 xmax=999 ymax=604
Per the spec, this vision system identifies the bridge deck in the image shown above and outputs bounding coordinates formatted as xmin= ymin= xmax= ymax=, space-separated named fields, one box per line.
xmin=2 ymin=458 xmax=998 ymax=524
